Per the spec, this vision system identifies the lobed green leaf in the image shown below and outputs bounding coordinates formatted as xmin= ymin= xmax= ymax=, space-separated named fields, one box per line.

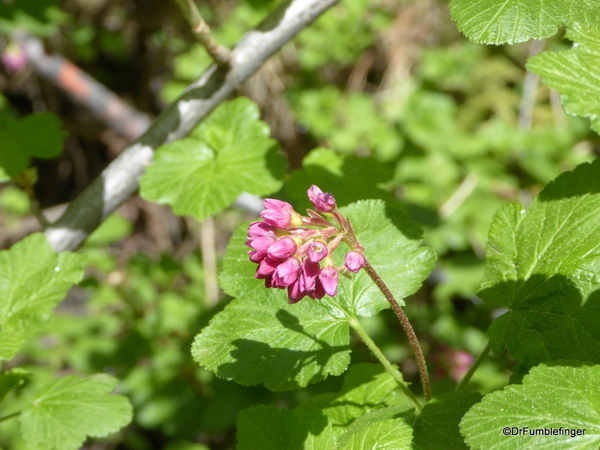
xmin=139 ymin=97 xmax=285 ymax=221
xmin=479 ymin=158 xmax=600 ymax=367
xmin=20 ymin=374 xmax=133 ymax=450
xmin=528 ymin=25 xmax=600 ymax=135
xmin=449 ymin=0 xmax=600 ymax=45
xmin=461 ymin=362 xmax=600 ymax=449
xmin=0 ymin=233 xmax=85 ymax=361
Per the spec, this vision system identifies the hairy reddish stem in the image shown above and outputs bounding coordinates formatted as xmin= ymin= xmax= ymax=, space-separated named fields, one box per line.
xmin=362 ymin=258 xmax=432 ymax=401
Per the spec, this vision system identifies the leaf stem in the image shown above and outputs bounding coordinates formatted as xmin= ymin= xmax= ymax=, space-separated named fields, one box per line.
xmin=350 ymin=317 xmax=423 ymax=412
xmin=455 ymin=342 xmax=491 ymax=392
xmin=362 ymin=259 xmax=432 ymax=401
xmin=0 ymin=411 xmax=20 ymax=423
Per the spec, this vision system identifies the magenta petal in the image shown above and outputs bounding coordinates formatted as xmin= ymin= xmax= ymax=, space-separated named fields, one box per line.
xmin=248 ymin=221 xmax=277 ymax=238
xmin=307 ymin=241 xmax=328 ymax=263
xmin=267 ymin=236 xmax=297 ymax=259
xmin=344 ymin=251 xmax=365 ymax=273
xmin=314 ymin=193 xmax=337 ymax=212
xmin=319 ymin=266 xmax=339 ymax=296
xmin=256 ymin=257 xmax=280 ymax=279
xmin=246 ymin=236 xmax=275 ymax=251
xmin=263 ymin=199 xmax=294 ymax=211
xmin=260 ymin=209 xmax=292 ymax=229
xmin=249 ymin=250 xmax=268 ymax=263
xmin=308 ymin=278 xmax=326 ymax=299
xmin=301 ymin=260 xmax=321 ymax=292
xmin=307 ymin=185 xmax=323 ymax=204
xmin=272 ymin=257 xmax=301 ymax=287
xmin=287 ymin=279 xmax=306 ymax=303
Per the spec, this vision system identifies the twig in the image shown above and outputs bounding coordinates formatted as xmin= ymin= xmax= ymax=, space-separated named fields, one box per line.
xmin=363 ymin=258 xmax=432 ymax=401
xmin=14 ymin=32 xmax=152 ymax=141
xmin=177 ymin=0 xmax=232 ymax=66
xmin=44 ymin=0 xmax=341 ymax=252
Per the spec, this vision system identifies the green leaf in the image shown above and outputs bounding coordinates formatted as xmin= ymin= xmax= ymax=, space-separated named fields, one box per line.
xmin=335 ymin=406 xmax=413 ymax=450
xmin=191 ymin=288 xmax=352 ymax=391
xmin=449 ymin=0 xmax=600 ymax=45
xmin=479 ymin=158 xmax=600 ymax=367
xmin=285 ymin=148 xmax=397 ymax=211
xmin=197 ymin=201 xmax=434 ymax=390
xmin=20 ymin=374 xmax=133 ymax=450
xmin=140 ymin=97 xmax=285 ymax=221
xmin=0 ymin=368 xmax=29 ymax=403
xmin=412 ymin=392 xmax=483 ymax=450
xmin=528 ymin=25 xmax=600 ymax=135
xmin=0 ymin=233 xmax=85 ymax=361
xmin=236 ymin=364 xmax=405 ymax=450
xmin=237 ymin=405 xmax=335 ymax=450
xmin=461 ymin=362 xmax=600 ymax=450
xmin=0 ymin=112 xmax=65 ymax=177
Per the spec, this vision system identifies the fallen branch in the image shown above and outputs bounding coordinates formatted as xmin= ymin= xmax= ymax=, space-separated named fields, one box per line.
xmin=44 ymin=0 xmax=340 ymax=252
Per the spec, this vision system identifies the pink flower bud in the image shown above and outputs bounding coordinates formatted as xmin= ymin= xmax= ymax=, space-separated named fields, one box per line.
xmin=344 ymin=251 xmax=365 ymax=273
xmin=260 ymin=209 xmax=302 ymax=229
xmin=246 ymin=236 xmax=275 ymax=251
xmin=308 ymin=279 xmax=326 ymax=299
xmin=256 ymin=257 xmax=280 ymax=279
xmin=314 ymin=193 xmax=337 ymax=212
xmin=307 ymin=241 xmax=327 ymax=263
xmin=287 ymin=279 xmax=306 ymax=304
xmin=267 ymin=237 xmax=297 ymax=259
xmin=248 ymin=221 xmax=277 ymax=238
xmin=248 ymin=249 xmax=268 ymax=263
xmin=272 ymin=257 xmax=301 ymax=287
xmin=307 ymin=185 xmax=323 ymax=204
xmin=319 ymin=266 xmax=339 ymax=296
xmin=301 ymin=260 xmax=321 ymax=292
xmin=2 ymin=43 xmax=26 ymax=73
xmin=263 ymin=199 xmax=294 ymax=211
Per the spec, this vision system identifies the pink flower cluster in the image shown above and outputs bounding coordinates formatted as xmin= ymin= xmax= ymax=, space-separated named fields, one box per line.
xmin=247 ymin=185 xmax=366 ymax=303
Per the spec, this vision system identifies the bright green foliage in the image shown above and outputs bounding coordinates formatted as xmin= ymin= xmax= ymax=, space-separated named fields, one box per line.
xmin=449 ymin=0 xmax=600 ymax=44
xmin=412 ymin=392 xmax=482 ymax=450
xmin=285 ymin=148 xmax=398 ymax=211
xmin=19 ymin=374 xmax=133 ymax=450
xmin=480 ymin=158 xmax=600 ymax=368
xmin=140 ymin=97 xmax=285 ymax=221
xmin=0 ymin=233 xmax=84 ymax=361
xmin=334 ymin=406 xmax=413 ymax=450
xmin=461 ymin=363 xmax=600 ymax=449
xmin=193 ymin=200 xmax=434 ymax=390
xmin=236 ymin=364 xmax=406 ymax=449
xmin=528 ymin=25 xmax=600 ymax=134
xmin=0 ymin=112 xmax=65 ymax=178
xmin=294 ymin=89 xmax=403 ymax=161
xmin=0 ymin=0 xmax=68 ymax=36
xmin=0 ymin=368 xmax=29 ymax=403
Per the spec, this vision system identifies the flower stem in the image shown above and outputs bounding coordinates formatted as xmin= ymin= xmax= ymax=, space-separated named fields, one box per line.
xmin=362 ymin=259 xmax=432 ymax=402
xmin=455 ymin=342 xmax=491 ymax=392
xmin=0 ymin=411 xmax=20 ymax=423
xmin=350 ymin=317 xmax=423 ymax=412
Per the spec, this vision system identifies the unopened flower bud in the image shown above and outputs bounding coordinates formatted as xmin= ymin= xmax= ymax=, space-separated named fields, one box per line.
xmin=319 ymin=266 xmax=339 ymax=296
xmin=301 ymin=260 xmax=321 ymax=292
xmin=307 ymin=241 xmax=328 ymax=263
xmin=260 ymin=209 xmax=303 ymax=229
xmin=272 ymin=257 xmax=301 ymax=287
xmin=263 ymin=198 xmax=294 ymax=211
xmin=256 ymin=257 xmax=280 ymax=279
xmin=246 ymin=236 xmax=275 ymax=251
xmin=248 ymin=221 xmax=277 ymax=238
xmin=287 ymin=279 xmax=305 ymax=304
xmin=307 ymin=185 xmax=323 ymax=204
xmin=344 ymin=251 xmax=365 ymax=273
xmin=267 ymin=236 xmax=297 ymax=259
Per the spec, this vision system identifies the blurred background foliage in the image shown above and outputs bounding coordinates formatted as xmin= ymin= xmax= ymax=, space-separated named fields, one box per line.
xmin=0 ymin=0 xmax=597 ymax=449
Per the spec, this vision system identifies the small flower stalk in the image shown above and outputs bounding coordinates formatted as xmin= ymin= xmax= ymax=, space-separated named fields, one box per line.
xmin=247 ymin=185 xmax=365 ymax=303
